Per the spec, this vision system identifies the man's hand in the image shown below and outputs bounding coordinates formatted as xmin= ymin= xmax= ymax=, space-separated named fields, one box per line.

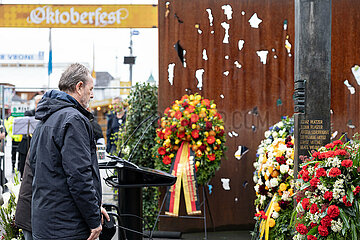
xmin=101 ymin=206 xmax=110 ymax=224
xmin=87 ymin=224 xmax=102 ymax=240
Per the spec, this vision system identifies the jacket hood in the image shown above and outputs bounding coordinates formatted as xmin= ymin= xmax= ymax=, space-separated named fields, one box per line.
xmin=35 ymin=90 xmax=93 ymax=122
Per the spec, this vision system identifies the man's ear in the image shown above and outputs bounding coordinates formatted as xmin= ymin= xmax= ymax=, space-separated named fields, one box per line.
xmin=75 ymin=81 xmax=83 ymax=95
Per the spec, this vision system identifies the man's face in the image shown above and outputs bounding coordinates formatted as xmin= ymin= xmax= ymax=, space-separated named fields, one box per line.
xmin=79 ymin=77 xmax=94 ymax=109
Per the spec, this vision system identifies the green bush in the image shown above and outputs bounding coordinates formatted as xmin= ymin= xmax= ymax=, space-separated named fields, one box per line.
xmin=116 ymin=82 xmax=159 ymax=231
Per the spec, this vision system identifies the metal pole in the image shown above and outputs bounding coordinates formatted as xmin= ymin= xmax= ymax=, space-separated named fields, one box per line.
xmin=1 ymin=86 xmax=5 ymax=188
xmin=129 ymin=29 xmax=133 ymax=85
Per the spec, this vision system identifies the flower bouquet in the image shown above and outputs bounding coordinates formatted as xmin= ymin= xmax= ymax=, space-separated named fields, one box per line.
xmin=154 ymin=93 xmax=226 ymax=185
xmin=252 ymin=116 xmax=295 ymax=240
xmin=294 ymin=138 xmax=360 ymax=240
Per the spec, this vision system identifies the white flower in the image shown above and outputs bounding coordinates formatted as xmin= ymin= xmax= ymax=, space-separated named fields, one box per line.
xmin=286 ymin=159 xmax=293 ymax=165
xmin=288 ymin=169 xmax=294 ymax=177
xmin=265 ymin=130 xmax=271 ymax=138
xmin=254 ymin=185 xmax=259 ymax=193
xmin=280 ymin=165 xmax=289 ymax=174
xmin=272 ymin=132 xmax=278 ymax=138
xmin=331 ymin=218 xmax=343 ymax=232
xmin=253 ymin=175 xmax=258 ymax=184
xmin=270 ymin=178 xmax=279 ymax=188
xmin=265 ymin=180 xmax=270 ymax=188
xmin=265 ymin=139 xmax=272 ymax=144
xmin=276 ymin=122 xmax=284 ymax=129
xmin=279 ymin=129 xmax=285 ymax=137
xmin=272 ymin=211 xmax=279 ymax=219
xmin=281 ymin=191 xmax=291 ymax=201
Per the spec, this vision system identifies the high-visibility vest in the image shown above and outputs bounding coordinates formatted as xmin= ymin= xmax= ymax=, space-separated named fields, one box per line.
xmin=5 ymin=116 xmax=22 ymax=142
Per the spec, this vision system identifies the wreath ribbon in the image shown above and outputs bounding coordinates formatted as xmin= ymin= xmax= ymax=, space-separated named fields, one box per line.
xmin=259 ymin=195 xmax=276 ymax=240
xmin=165 ymin=142 xmax=201 ymax=216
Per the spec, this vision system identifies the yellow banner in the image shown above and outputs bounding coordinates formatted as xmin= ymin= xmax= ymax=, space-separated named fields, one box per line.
xmin=0 ymin=4 xmax=158 ymax=28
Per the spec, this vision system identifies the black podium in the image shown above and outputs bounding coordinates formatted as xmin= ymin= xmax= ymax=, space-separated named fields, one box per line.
xmin=99 ymin=156 xmax=176 ymax=240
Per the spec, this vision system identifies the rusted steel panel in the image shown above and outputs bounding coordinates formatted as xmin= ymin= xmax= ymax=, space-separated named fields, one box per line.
xmin=158 ymin=0 xmax=295 ymax=231
xmin=331 ymin=0 xmax=360 ymax=139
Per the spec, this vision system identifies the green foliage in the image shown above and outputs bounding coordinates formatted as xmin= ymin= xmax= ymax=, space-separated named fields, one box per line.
xmin=116 ymin=82 xmax=159 ymax=231
xmin=269 ymin=207 xmax=294 ymax=240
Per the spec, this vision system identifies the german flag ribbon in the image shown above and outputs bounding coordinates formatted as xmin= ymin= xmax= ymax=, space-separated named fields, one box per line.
xmin=165 ymin=142 xmax=201 ymax=216
xmin=259 ymin=195 xmax=276 ymax=240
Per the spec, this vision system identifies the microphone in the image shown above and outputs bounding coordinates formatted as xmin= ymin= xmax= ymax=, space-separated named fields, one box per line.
xmin=117 ymin=114 xmax=155 ymax=158
xmin=126 ymin=115 xmax=160 ymax=162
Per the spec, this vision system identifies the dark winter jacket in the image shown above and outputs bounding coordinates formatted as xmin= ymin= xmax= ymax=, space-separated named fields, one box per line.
xmin=29 ymin=90 xmax=102 ymax=240
xmin=14 ymin=152 xmax=32 ymax=232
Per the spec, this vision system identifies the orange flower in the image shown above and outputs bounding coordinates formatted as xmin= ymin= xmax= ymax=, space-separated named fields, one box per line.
xmin=207 ymin=136 xmax=216 ymax=144
xmin=201 ymin=99 xmax=210 ymax=107
xmin=186 ymin=105 xmax=195 ymax=113
xmin=164 ymin=107 xmax=171 ymax=115
xmin=191 ymin=114 xmax=199 ymax=123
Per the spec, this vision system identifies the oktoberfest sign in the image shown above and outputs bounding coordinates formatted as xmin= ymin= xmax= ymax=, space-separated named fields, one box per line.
xmin=0 ymin=4 xmax=158 ymax=28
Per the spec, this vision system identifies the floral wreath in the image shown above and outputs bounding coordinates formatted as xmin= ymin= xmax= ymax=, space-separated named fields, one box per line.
xmin=294 ymin=139 xmax=360 ymax=239
xmin=253 ymin=116 xmax=295 ymax=234
xmin=154 ymin=93 xmax=226 ymax=185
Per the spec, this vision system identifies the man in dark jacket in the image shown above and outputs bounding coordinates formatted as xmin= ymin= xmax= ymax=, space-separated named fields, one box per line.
xmin=29 ymin=63 xmax=108 ymax=240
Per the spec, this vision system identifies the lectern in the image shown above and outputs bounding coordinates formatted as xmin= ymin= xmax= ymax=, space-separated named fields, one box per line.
xmin=99 ymin=156 xmax=176 ymax=240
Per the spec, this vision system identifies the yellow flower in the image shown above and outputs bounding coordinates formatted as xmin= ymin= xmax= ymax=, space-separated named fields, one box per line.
xmin=268 ymin=166 xmax=274 ymax=174
xmin=216 ymin=139 xmax=221 ymax=145
xmin=204 ymin=132 xmax=209 ymax=137
xmin=288 ymin=188 xmax=294 ymax=196
xmin=195 ymin=95 xmax=201 ymax=101
xmin=206 ymin=147 xmax=211 ymax=152
xmin=169 ymin=154 xmax=174 ymax=158
xmin=196 ymin=161 xmax=200 ymax=167
xmin=201 ymin=107 xmax=207 ymax=112
xmin=189 ymin=95 xmax=195 ymax=101
xmin=192 ymin=124 xmax=197 ymax=129
xmin=219 ymin=126 xmax=224 ymax=130
xmin=173 ymin=105 xmax=179 ymax=111
xmin=210 ymin=103 xmax=216 ymax=109
xmin=264 ymin=174 xmax=269 ymax=180
xmin=196 ymin=141 xmax=202 ymax=147
xmin=269 ymin=218 xmax=275 ymax=228
xmin=279 ymin=183 xmax=287 ymax=192
xmin=273 ymin=202 xmax=281 ymax=212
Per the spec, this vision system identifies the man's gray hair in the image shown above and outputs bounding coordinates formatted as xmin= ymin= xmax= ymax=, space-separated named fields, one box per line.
xmin=58 ymin=63 xmax=91 ymax=93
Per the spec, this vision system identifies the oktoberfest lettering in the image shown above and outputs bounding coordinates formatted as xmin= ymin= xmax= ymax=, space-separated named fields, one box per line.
xmin=27 ymin=6 xmax=129 ymax=26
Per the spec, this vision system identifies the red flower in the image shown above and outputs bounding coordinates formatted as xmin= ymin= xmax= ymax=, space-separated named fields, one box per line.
xmin=191 ymin=130 xmax=200 ymax=139
xmin=342 ymin=196 xmax=352 ymax=207
xmin=316 ymin=168 xmax=327 ymax=177
xmin=341 ymin=159 xmax=353 ymax=168
xmin=325 ymin=143 xmax=335 ymax=149
xmin=181 ymin=119 xmax=190 ymax=126
xmin=162 ymin=155 xmax=172 ymax=165
xmin=312 ymin=151 xmax=321 ymax=159
xmin=157 ymin=130 xmax=164 ymax=140
xmin=214 ymin=112 xmax=222 ymax=119
xmin=320 ymin=215 xmax=332 ymax=227
xmin=205 ymin=121 xmax=212 ymax=130
xmin=207 ymin=154 xmax=215 ymax=161
xmin=307 ymin=235 xmax=317 ymax=240
xmin=158 ymin=147 xmax=166 ymax=155
xmin=164 ymin=127 xmax=172 ymax=138
xmin=324 ymin=191 xmax=333 ymax=201
xmin=334 ymin=149 xmax=347 ymax=156
xmin=296 ymin=224 xmax=308 ymax=235
xmin=328 ymin=167 xmax=341 ymax=177
xmin=191 ymin=114 xmax=199 ymax=123
xmin=255 ymin=210 xmax=267 ymax=220
xmin=310 ymin=178 xmax=320 ymax=188
xmin=186 ymin=105 xmax=195 ymax=113
xmin=300 ymin=170 xmax=310 ymax=182
xmin=301 ymin=198 xmax=310 ymax=210
xmin=207 ymin=136 xmax=216 ymax=144
xmin=177 ymin=131 xmax=185 ymax=139
xmin=353 ymin=186 xmax=360 ymax=195
xmin=201 ymin=98 xmax=210 ymax=107
xmin=327 ymin=205 xmax=340 ymax=218
xmin=276 ymin=156 xmax=286 ymax=165
xmin=318 ymin=225 xmax=328 ymax=236
xmin=164 ymin=107 xmax=171 ymax=115
xmin=310 ymin=203 xmax=319 ymax=214
xmin=333 ymin=140 xmax=343 ymax=145
xmin=174 ymin=111 xmax=182 ymax=120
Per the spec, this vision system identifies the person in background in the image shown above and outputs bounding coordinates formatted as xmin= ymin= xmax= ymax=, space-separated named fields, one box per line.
xmin=17 ymin=94 xmax=43 ymax=177
xmin=4 ymin=115 xmax=22 ymax=173
xmin=29 ymin=63 xmax=109 ymax=240
xmin=106 ymin=97 xmax=126 ymax=154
